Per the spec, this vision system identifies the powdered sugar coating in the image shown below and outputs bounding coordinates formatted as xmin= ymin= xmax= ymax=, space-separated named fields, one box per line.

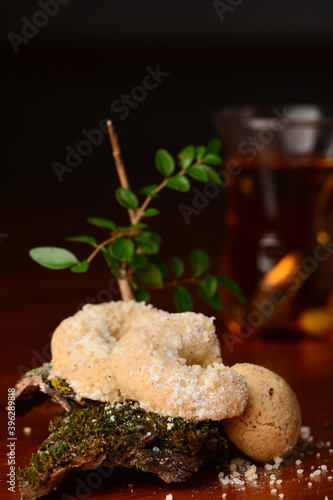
xmin=110 ymin=313 xmax=248 ymax=420
xmin=51 ymin=300 xmax=169 ymax=402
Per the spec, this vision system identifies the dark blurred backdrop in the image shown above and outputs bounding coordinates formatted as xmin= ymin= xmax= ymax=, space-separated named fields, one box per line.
xmin=1 ymin=0 xmax=333 ymax=326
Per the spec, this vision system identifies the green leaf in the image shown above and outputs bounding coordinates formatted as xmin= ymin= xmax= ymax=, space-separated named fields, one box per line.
xmin=149 ymin=255 xmax=168 ymax=280
xmin=166 ymin=175 xmax=191 ymax=192
xmin=203 ymin=153 xmax=222 ymax=166
xmin=87 ymin=217 xmax=116 ymax=230
xmin=197 ymin=284 xmax=223 ymax=311
xmin=178 ymin=145 xmax=195 ymax=169
xmin=65 ymin=236 xmax=97 ymax=247
xmin=141 ymin=208 xmax=161 ymax=218
xmin=70 ymin=260 xmax=90 ymax=273
xmin=140 ymin=184 xmax=159 ymax=197
xmin=155 ymin=149 xmax=175 ymax=177
xmin=190 ymin=249 xmax=210 ymax=277
xmin=202 ymin=165 xmax=222 ymax=185
xmin=199 ymin=273 xmax=218 ymax=297
xmin=217 ymin=276 xmax=247 ymax=305
xmin=171 ymin=257 xmax=184 ymax=279
xmin=135 ymin=231 xmax=162 ymax=255
xmin=134 ymin=287 xmax=151 ymax=303
xmin=105 ymin=253 xmax=122 ymax=279
xmin=116 ymin=187 xmax=139 ymax=210
xmin=137 ymin=262 xmax=163 ymax=286
xmin=29 ymin=247 xmax=79 ymax=270
xmin=109 ymin=238 xmax=135 ymax=262
xmin=206 ymin=138 xmax=221 ymax=155
xmin=196 ymin=145 xmax=206 ymax=162
xmin=187 ymin=164 xmax=209 ymax=183
xmin=130 ymin=254 xmax=148 ymax=268
xmin=174 ymin=286 xmax=193 ymax=312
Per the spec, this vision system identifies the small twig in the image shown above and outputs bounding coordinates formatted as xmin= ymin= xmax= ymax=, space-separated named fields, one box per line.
xmin=86 ymin=235 xmax=118 ymax=262
xmin=107 ymin=120 xmax=135 ymax=225
xmin=118 ymin=262 xmax=135 ymax=301
xmin=106 ymin=120 xmax=134 ymax=301
xmin=133 ymin=169 xmax=187 ymax=224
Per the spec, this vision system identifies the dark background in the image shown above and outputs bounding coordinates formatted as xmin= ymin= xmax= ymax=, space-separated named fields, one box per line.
xmin=2 ymin=0 xmax=333 ymax=328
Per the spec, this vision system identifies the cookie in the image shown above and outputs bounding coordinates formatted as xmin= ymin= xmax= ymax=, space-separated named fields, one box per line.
xmin=51 ymin=300 xmax=169 ymax=402
xmin=110 ymin=313 xmax=248 ymax=420
xmin=222 ymin=363 xmax=302 ymax=462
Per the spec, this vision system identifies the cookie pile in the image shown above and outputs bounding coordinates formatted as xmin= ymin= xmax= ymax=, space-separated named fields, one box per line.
xmin=50 ymin=300 xmax=302 ymax=461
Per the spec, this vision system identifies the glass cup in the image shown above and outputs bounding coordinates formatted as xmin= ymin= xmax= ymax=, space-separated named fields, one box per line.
xmin=214 ymin=104 xmax=333 ymax=338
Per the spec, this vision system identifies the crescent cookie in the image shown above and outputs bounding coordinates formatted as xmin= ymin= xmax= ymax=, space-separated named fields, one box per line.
xmin=51 ymin=300 xmax=169 ymax=402
xmin=222 ymin=363 xmax=302 ymax=462
xmin=110 ymin=313 xmax=249 ymax=421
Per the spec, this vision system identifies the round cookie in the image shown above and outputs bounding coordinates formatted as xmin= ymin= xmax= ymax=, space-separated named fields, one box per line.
xmin=51 ymin=300 xmax=169 ymax=402
xmin=110 ymin=313 xmax=249 ymax=421
xmin=222 ymin=363 xmax=302 ymax=462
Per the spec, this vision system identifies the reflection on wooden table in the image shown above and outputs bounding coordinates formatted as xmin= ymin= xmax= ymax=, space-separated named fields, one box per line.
xmin=1 ymin=271 xmax=333 ymax=500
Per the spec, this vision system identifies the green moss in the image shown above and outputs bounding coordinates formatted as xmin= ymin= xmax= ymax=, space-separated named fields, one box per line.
xmin=17 ymin=400 xmax=227 ymax=492
xmin=48 ymin=377 xmax=72 ymax=392
xmin=23 ymin=363 xmax=52 ymax=379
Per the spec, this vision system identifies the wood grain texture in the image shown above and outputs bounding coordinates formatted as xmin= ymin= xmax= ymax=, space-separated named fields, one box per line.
xmin=1 ymin=272 xmax=333 ymax=500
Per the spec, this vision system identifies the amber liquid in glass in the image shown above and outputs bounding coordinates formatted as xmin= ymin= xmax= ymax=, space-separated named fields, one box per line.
xmin=221 ymin=155 xmax=333 ymax=335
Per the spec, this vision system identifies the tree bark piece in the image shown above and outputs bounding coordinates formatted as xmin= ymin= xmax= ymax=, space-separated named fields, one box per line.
xmin=15 ymin=369 xmax=227 ymax=500
xmin=15 ymin=363 xmax=99 ymax=416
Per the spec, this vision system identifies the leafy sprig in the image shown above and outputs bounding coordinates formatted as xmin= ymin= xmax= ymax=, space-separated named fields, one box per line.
xmin=29 ymin=121 xmax=245 ymax=312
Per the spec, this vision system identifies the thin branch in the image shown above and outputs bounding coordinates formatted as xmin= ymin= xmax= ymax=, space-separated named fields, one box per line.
xmin=107 ymin=120 xmax=135 ymax=225
xmin=86 ymin=235 xmax=118 ymax=262
xmin=106 ymin=120 xmax=135 ymax=301
xmin=133 ymin=169 xmax=187 ymax=224
xmin=118 ymin=262 xmax=135 ymax=301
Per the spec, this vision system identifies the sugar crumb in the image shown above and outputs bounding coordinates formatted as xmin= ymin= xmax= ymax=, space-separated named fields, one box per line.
xmin=165 ymin=495 xmax=173 ymax=500
xmin=220 ymin=477 xmax=230 ymax=485
xmin=23 ymin=427 xmax=32 ymax=435
xmin=233 ymin=478 xmax=245 ymax=485
xmin=244 ymin=465 xmax=257 ymax=478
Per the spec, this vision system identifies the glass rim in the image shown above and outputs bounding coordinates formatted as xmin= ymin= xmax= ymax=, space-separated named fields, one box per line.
xmin=215 ymin=104 xmax=333 ymax=127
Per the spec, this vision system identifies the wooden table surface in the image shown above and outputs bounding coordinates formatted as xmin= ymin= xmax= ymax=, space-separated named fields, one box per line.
xmin=1 ymin=270 xmax=333 ymax=500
